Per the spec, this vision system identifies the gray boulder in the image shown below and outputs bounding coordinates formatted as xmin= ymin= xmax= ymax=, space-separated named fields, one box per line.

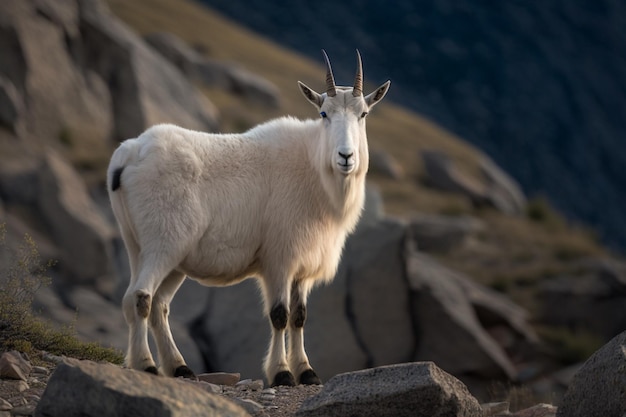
xmin=0 ymin=75 xmax=23 ymax=133
xmin=198 ymin=279 xmax=269 ymax=379
xmin=145 ymin=31 xmax=280 ymax=108
xmin=406 ymin=248 xmax=517 ymax=381
xmin=369 ymin=149 xmax=404 ymax=179
xmin=78 ymin=0 xmax=219 ymax=141
xmin=556 ymin=330 xmax=626 ymax=417
xmin=37 ymin=151 xmax=115 ymax=286
xmin=34 ymin=358 xmax=250 ymax=417
xmin=421 ymin=150 xmax=526 ymax=215
xmin=409 ymin=214 xmax=484 ymax=253
xmin=302 ymin=259 xmax=368 ymax=381
xmin=296 ymin=362 xmax=482 ymax=417
xmin=347 ymin=218 xmax=415 ymax=367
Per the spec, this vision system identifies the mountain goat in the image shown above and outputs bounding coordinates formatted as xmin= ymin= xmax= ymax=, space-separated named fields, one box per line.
xmin=107 ymin=50 xmax=390 ymax=386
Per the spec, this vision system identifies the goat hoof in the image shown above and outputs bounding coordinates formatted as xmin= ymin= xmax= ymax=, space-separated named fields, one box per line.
xmin=299 ymin=369 xmax=321 ymax=385
xmin=144 ymin=366 xmax=158 ymax=375
xmin=271 ymin=371 xmax=296 ymax=387
xmin=174 ymin=365 xmax=196 ymax=379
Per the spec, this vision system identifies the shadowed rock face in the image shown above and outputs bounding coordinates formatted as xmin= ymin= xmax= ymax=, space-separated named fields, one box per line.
xmin=557 ymin=331 xmax=626 ymax=417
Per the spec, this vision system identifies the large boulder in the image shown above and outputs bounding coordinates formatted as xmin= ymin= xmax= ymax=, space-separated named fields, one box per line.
xmin=409 ymin=214 xmax=484 ymax=253
xmin=406 ymin=247 xmax=517 ymax=382
xmin=296 ymin=362 xmax=482 ymax=417
xmin=421 ymin=150 xmax=526 ymax=215
xmin=78 ymin=0 xmax=219 ymax=140
xmin=34 ymin=359 xmax=250 ymax=417
xmin=197 ymin=279 xmax=269 ymax=378
xmin=145 ymin=31 xmax=280 ymax=108
xmin=346 ymin=218 xmax=416 ymax=367
xmin=301 ymin=259 xmax=368 ymax=381
xmin=556 ymin=330 xmax=626 ymax=417
xmin=37 ymin=151 xmax=115 ymax=286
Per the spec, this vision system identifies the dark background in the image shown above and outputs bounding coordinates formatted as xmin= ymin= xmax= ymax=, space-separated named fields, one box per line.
xmin=200 ymin=0 xmax=626 ymax=250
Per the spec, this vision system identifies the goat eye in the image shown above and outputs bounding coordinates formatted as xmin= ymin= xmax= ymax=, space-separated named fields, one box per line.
xmin=360 ymin=112 xmax=368 ymax=118
xmin=320 ymin=111 xmax=327 ymax=118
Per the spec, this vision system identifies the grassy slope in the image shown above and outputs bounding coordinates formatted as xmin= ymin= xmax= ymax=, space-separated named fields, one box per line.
xmin=106 ymin=0 xmax=609 ymax=306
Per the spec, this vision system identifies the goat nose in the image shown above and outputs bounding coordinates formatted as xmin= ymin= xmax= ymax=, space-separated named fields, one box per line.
xmin=338 ymin=151 xmax=354 ymax=160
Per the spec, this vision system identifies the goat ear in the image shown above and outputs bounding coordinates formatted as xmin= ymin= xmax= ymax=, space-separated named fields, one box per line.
xmin=298 ymin=81 xmax=324 ymax=109
xmin=364 ymin=80 xmax=391 ymax=109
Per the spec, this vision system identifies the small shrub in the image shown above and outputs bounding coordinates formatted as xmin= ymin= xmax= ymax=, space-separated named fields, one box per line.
xmin=0 ymin=223 xmax=123 ymax=364
xmin=525 ymin=197 xmax=565 ymax=230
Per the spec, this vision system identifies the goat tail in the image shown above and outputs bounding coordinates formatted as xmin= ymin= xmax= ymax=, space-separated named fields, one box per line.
xmin=107 ymin=140 xmax=141 ymax=245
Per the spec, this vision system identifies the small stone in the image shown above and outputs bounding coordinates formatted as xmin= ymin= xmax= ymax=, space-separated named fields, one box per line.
xmin=0 ymin=398 xmax=12 ymax=411
xmin=196 ymin=372 xmax=240 ymax=386
xmin=235 ymin=378 xmax=252 ymax=390
xmin=181 ymin=379 xmax=221 ymax=394
xmin=40 ymin=352 xmax=64 ymax=364
xmin=9 ymin=404 xmax=36 ymax=416
xmin=0 ymin=351 xmax=32 ymax=381
xmin=249 ymin=379 xmax=264 ymax=391
xmin=261 ymin=388 xmax=276 ymax=395
xmin=31 ymin=366 xmax=49 ymax=376
xmin=16 ymin=380 xmax=29 ymax=392
xmin=231 ymin=398 xmax=264 ymax=414
xmin=513 ymin=403 xmax=557 ymax=417
xmin=482 ymin=402 xmax=510 ymax=416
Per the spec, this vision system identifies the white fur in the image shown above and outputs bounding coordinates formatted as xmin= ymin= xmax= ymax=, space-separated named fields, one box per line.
xmin=107 ymin=62 xmax=390 ymax=384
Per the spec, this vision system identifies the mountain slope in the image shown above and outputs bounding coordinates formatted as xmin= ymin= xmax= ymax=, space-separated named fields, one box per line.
xmin=198 ymin=0 xmax=626 ymax=251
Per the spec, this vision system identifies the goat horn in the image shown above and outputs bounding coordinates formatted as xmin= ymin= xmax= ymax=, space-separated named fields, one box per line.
xmin=353 ymin=49 xmax=363 ymax=97
xmin=322 ymin=49 xmax=337 ymax=97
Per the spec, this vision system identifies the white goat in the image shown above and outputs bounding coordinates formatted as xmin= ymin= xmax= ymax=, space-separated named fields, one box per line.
xmin=107 ymin=50 xmax=390 ymax=386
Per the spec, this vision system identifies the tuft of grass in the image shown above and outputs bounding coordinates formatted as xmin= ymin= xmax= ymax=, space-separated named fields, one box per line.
xmin=0 ymin=223 xmax=124 ymax=364
xmin=537 ymin=326 xmax=604 ymax=366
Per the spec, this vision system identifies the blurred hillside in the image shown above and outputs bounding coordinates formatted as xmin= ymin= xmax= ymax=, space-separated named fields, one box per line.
xmin=200 ymin=0 xmax=626 ymax=251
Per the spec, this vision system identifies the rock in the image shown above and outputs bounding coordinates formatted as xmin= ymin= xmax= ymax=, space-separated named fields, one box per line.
xmin=481 ymin=402 xmax=510 ymax=416
xmin=421 ymin=150 xmax=487 ymax=205
xmin=79 ymin=1 xmax=218 ymax=141
xmin=0 ymin=398 xmax=11 ymax=411
xmin=145 ymin=31 xmax=280 ymax=108
xmin=303 ymin=257 xmax=368 ymax=381
xmin=409 ymin=214 xmax=484 ymax=252
xmin=198 ymin=279 xmax=269 ymax=379
xmin=421 ymin=150 xmax=526 ymax=215
xmin=479 ymin=155 xmax=526 ymax=216
xmin=296 ymin=362 xmax=482 ymax=417
xmin=538 ymin=259 xmax=626 ymax=340
xmin=0 ymin=0 xmax=113 ymax=144
xmin=231 ymin=398 xmax=264 ymax=415
xmin=197 ymin=372 xmax=241 ymax=386
xmin=369 ymin=149 xmax=404 ymax=179
xmin=346 ymin=218 xmax=415 ymax=367
xmin=513 ymin=403 xmax=557 ymax=417
xmin=37 ymin=151 xmax=115 ymax=286
xmin=0 ymin=351 xmax=32 ymax=381
xmin=0 ymin=75 xmax=23 ymax=132
xmin=182 ymin=379 xmax=222 ymax=394
xmin=406 ymin=248 xmax=517 ymax=382
xmin=34 ymin=358 xmax=250 ymax=417
xmin=556 ymin=330 xmax=626 ymax=417
xmin=356 ymin=184 xmax=385 ymax=228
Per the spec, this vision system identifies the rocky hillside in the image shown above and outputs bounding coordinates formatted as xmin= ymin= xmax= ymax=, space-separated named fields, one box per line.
xmin=201 ymin=0 xmax=626 ymax=251
xmin=0 ymin=0 xmax=625 ymax=414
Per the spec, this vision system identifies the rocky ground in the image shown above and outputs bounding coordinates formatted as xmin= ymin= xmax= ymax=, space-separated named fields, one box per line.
xmin=0 ymin=350 xmax=324 ymax=417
